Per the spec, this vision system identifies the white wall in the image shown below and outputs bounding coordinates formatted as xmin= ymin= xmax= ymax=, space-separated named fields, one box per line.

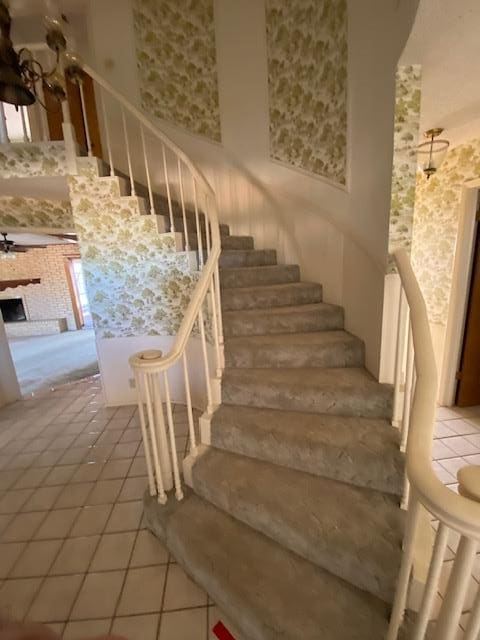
xmin=85 ymin=0 xmax=419 ymax=378
xmin=97 ymin=335 xmax=214 ymax=409
xmin=0 ymin=316 xmax=21 ymax=408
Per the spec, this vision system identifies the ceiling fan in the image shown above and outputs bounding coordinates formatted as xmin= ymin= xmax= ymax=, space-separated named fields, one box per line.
xmin=1 ymin=232 xmax=47 ymax=256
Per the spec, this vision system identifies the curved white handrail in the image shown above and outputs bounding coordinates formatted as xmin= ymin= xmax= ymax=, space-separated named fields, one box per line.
xmin=81 ymin=63 xmax=222 ymax=375
xmin=394 ymin=249 xmax=480 ymax=538
xmin=83 ymin=64 xmax=215 ymax=202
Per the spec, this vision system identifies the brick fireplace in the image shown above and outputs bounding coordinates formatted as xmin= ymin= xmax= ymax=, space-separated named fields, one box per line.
xmin=0 ymin=244 xmax=80 ymax=337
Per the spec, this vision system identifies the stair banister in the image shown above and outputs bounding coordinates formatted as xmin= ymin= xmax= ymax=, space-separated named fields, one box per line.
xmin=388 ymin=249 xmax=480 ymax=640
xmin=78 ymin=65 xmax=223 ymax=504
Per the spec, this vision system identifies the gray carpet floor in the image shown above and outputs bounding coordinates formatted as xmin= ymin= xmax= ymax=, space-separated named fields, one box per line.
xmin=8 ymin=329 xmax=99 ymax=396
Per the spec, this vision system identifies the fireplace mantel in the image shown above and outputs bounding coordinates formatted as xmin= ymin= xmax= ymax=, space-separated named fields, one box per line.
xmin=0 ymin=278 xmax=41 ymax=292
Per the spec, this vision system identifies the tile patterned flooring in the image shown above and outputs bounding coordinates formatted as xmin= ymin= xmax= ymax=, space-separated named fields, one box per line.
xmin=0 ymin=377 xmax=223 ymax=639
xmin=0 ymin=376 xmax=479 ymax=638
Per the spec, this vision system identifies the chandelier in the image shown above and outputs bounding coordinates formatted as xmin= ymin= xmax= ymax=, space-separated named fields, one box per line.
xmin=417 ymin=128 xmax=450 ymax=180
xmin=0 ymin=0 xmax=75 ymax=108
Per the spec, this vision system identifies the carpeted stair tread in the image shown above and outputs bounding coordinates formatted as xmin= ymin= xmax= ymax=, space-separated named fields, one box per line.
xmin=221 ymin=281 xmax=323 ymax=310
xmin=219 ymin=249 xmax=277 ymax=268
xmin=224 ymin=330 xmax=364 ymax=368
xmin=188 ymin=234 xmax=255 ymax=250
xmin=223 ymin=303 xmax=343 ymax=337
xmin=222 ymin=366 xmax=393 ymax=418
xmin=209 ymin=403 xmax=403 ymax=495
xmin=189 ymin=447 xmax=404 ymax=602
xmin=220 ymin=264 xmax=300 ymax=288
xmin=144 ymin=492 xmax=390 ymax=640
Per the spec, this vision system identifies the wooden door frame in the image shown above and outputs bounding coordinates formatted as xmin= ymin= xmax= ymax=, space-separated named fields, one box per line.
xmin=439 ymin=178 xmax=480 ymax=405
xmin=64 ymin=256 xmax=84 ymax=330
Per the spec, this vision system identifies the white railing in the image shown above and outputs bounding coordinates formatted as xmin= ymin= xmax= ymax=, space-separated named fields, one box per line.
xmin=388 ymin=249 xmax=480 ymax=640
xmin=66 ymin=67 xmax=225 ymax=505
xmin=0 ymin=102 xmax=32 ymax=143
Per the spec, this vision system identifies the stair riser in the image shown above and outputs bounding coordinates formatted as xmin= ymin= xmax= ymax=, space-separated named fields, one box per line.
xmin=188 ymin=235 xmax=255 ymax=250
xmin=219 ymin=250 xmax=277 ymax=269
xmin=221 ymin=377 xmax=392 ymax=418
xmin=172 ymin=217 xmax=229 ymax=236
xmin=223 ymin=308 xmax=344 ymax=337
xmin=224 ymin=340 xmax=364 ymax=368
xmin=222 ymin=284 xmax=323 ymax=311
xmin=210 ymin=419 xmax=403 ymax=496
xmin=221 ymin=265 xmax=300 ymax=289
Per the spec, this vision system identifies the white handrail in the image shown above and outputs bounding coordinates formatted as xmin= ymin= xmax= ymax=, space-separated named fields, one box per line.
xmin=388 ymin=249 xmax=480 ymax=640
xmin=78 ymin=64 xmax=223 ymax=507
xmin=83 ymin=63 xmax=215 ymax=202
xmin=394 ymin=249 xmax=480 ymax=534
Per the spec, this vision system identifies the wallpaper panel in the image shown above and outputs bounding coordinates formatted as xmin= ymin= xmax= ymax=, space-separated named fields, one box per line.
xmin=0 ymin=142 xmax=68 ymax=178
xmin=388 ymin=65 xmax=422 ymax=272
xmin=266 ymin=0 xmax=348 ymax=184
xmin=132 ymin=0 xmax=221 ymax=141
xmin=69 ymin=159 xmax=199 ymax=339
xmin=411 ymin=139 xmax=480 ymax=324
xmin=0 ymin=196 xmax=73 ymax=230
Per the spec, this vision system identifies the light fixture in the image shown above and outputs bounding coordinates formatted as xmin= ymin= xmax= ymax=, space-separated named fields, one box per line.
xmin=1 ymin=231 xmax=16 ymax=259
xmin=0 ymin=0 xmax=74 ymax=109
xmin=417 ymin=128 xmax=450 ymax=179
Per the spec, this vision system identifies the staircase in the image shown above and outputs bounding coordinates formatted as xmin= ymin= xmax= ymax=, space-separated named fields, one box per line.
xmin=144 ymin=230 xmax=405 ymax=639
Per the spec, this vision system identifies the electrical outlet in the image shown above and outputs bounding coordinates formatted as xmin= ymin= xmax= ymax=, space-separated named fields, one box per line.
xmin=129 ymin=378 xmax=136 ymax=389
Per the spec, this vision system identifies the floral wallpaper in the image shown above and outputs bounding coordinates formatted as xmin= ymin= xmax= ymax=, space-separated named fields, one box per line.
xmin=132 ymin=0 xmax=221 ymax=141
xmin=0 ymin=142 xmax=68 ymax=178
xmin=69 ymin=158 xmax=198 ymax=339
xmin=0 ymin=196 xmax=73 ymax=230
xmin=411 ymin=139 xmax=480 ymax=324
xmin=388 ymin=65 xmax=422 ymax=272
xmin=265 ymin=0 xmax=348 ymax=184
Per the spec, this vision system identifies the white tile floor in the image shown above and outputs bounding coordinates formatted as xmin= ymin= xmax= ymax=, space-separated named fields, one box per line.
xmin=0 ymin=377 xmax=222 ymax=639
xmin=431 ymin=404 xmax=480 ymax=637
xmin=1 ymin=377 xmax=480 ymax=638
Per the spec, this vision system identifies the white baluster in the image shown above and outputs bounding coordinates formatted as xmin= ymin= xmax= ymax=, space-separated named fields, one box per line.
xmin=20 ymin=107 xmax=29 ymax=142
xmin=78 ymin=80 xmax=92 ymax=157
xmin=99 ymin=88 xmax=115 ymax=176
xmin=34 ymin=78 xmax=48 ymax=141
xmin=204 ymin=196 xmax=212 ymax=257
xmin=214 ymin=264 xmax=225 ymax=349
xmin=182 ymin=351 xmax=197 ymax=456
xmin=151 ymin=373 xmax=173 ymax=491
xmin=0 ymin=103 xmax=9 ymax=143
xmin=410 ymin=522 xmax=449 ymax=640
xmin=435 ymin=536 xmax=477 ymax=640
xmin=464 ymin=582 xmax=480 ymax=640
xmin=162 ymin=144 xmax=175 ymax=233
xmin=401 ymin=325 xmax=415 ymax=452
xmin=387 ymin=496 xmax=421 ymax=640
xmin=141 ymin=372 xmax=167 ymax=504
xmin=209 ymin=277 xmax=222 ymax=376
xmin=392 ymin=289 xmax=408 ymax=427
xmin=193 ymin=178 xmax=204 ymax=267
xmin=177 ymin=159 xmax=190 ymax=251
xmin=141 ymin=124 xmax=155 ymax=216
xmin=198 ymin=306 xmax=213 ymax=412
xmin=162 ymin=372 xmax=183 ymax=500
xmin=121 ymin=105 xmax=135 ymax=196
xmin=133 ymin=371 xmax=156 ymax=496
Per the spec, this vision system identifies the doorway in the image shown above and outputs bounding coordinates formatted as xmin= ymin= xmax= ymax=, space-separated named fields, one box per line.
xmin=44 ymin=72 xmax=103 ymax=158
xmin=456 ymin=205 xmax=480 ymax=406
xmin=66 ymin=257 xmax=93 ymax=329
xmin=0 ymin=236 xmax=99 ymax=396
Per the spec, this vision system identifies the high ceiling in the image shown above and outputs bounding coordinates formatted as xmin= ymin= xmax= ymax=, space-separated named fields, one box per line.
xmin=401 ymin=0 xmax=480 ymax=147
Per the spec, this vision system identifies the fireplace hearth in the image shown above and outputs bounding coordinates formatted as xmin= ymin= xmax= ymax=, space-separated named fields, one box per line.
xmin=0 ymin=298 xmax=27 ymax=323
